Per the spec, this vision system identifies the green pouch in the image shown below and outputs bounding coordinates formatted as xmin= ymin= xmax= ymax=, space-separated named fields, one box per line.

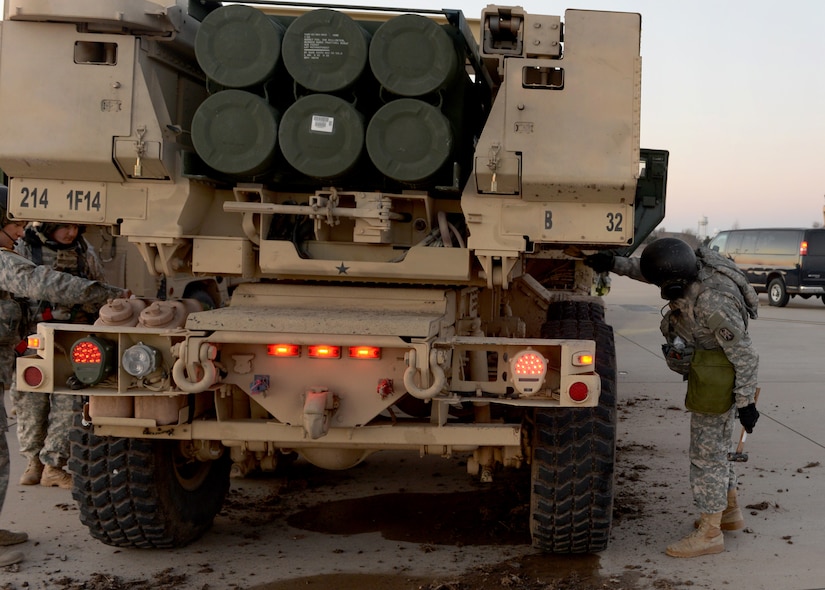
xmin=685 ymin=348 xmax=735 ymax=414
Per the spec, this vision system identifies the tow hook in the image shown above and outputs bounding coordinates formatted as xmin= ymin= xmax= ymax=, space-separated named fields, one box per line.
xmin=302 ymin=388 xmax=339 ymax=439
xmin=403 ymin=348 xmax=447 ymax=400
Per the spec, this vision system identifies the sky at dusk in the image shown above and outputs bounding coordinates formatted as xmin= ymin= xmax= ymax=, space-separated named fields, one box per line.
xmin=324 ymin=0 xmax=825 ymax=237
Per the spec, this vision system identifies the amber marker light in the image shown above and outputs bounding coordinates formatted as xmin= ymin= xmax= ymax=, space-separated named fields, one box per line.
xmin=573 ymin=352 xmax=594 ymax=366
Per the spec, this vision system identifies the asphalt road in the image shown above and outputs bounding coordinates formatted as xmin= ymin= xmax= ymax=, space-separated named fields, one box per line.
xmin=1 ymin=275 xmax=823 ymax=590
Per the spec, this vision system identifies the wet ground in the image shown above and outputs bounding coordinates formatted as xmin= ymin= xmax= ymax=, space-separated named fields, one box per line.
xmin=3 ymin=281 xmax=825 ymax=589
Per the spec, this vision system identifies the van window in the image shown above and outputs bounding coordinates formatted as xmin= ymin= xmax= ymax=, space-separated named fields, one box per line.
xmin=737 ymin=231 xmax=756 ymax=254
xmin=724 ymin=231 xmax=743 ymax=253
xmin=755 ymin=230 xmax=800 ymax=255
xmin=709 ymin=233 xmax=727 ymax=252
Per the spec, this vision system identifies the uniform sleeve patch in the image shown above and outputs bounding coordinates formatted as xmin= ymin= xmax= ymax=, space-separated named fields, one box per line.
xmin=708 ymin=310 xmax=742 ymax=345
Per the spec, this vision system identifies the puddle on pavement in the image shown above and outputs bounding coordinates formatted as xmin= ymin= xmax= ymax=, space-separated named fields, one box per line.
xmin=246 ymin=472 xmax=645 ymax=590
xmin=286 ymin=489 xmax=531 ymax=545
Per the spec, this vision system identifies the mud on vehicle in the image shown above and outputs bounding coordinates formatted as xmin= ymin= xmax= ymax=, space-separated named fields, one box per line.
xmin=2 ymin=0 xmax=667 ymax=552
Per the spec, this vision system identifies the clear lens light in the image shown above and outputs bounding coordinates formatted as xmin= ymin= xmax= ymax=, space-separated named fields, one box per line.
xmin=123 ymin=343 xmax=160 ymax=378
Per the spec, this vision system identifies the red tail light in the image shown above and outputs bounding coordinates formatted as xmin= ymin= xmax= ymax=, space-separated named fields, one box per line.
xmin=267 ymin=344 xmax=301 ymax=357
xmin=307 ymin=345 xmax=341 ymax=359
xmin=22 ymin=366 xmax=44 ymax=388
xmin=800 ymin=241 xmax=808 ymax=256
xmin=510 ymin=350 xmax=548 ymax=394
xmin=348 ymin=346 xmax=381 ymax=360
xmin=569 ymin=381 xmax=590 ymax=402
xmin=70 ymin=336 xmax=115 ymax=385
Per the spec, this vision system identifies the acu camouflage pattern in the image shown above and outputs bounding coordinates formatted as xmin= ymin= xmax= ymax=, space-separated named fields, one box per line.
xmin=611 ymin=246 xmax=759 ymax=515
xmin=10 ymin=381 xmax=75 ymax=468
xmin=0 ymin=248 xmax=122 ymax=384
xmin=691 ymin=408 xmax=737 ymax=513
xmin=0 ymin=248 xmax=123 ymax=491
xmin=16 ymin=233 xmax=106 ymax=323
xmin=12 ymin=236 xmax=107 ymax=468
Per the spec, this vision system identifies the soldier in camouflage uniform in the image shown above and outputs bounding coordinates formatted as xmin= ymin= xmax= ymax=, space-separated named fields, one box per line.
xmin=586 ymin=237 xmax=760 ymax=558
xmin=0 ymin=186 xmax=127 ymax=566
xmin=13 ymin=222 xmax=107 ymax=489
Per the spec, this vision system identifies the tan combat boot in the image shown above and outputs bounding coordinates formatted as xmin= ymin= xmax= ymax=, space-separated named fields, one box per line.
xmin=693 ymin=489 xmax=745 ymax=531
xmin=666 ymin=511 xmax=724 ymax=558
xmin=40 ymin=465 xmax=73 ymax=489
xmin=0 ymin=529 xmax=27 ymax=546
xmin=0 ymin=547 xmax=24 ymax=567
xmin=19 ymin=456 xmax=44 ymax=486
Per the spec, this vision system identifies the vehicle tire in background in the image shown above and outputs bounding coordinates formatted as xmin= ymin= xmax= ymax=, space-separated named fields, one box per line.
xmin=768 ymin=277 xmax=790 ymax=307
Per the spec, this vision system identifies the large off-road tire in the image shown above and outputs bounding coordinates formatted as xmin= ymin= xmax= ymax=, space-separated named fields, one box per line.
xmin=530 ymin=300 xmax=617 ymax=553
xmin=68 ymin=406 xmax=231 ymax=548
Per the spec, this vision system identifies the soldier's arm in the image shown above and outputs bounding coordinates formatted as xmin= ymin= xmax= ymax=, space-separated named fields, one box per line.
xmin=611 ymin=256 xmax=649 ymax=283
xmin=3 ymin=250 xmax=124 ymax=308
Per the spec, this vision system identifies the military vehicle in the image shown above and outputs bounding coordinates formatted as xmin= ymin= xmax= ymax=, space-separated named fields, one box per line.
xmin=1 ymin=0 xmax=667 ymax=552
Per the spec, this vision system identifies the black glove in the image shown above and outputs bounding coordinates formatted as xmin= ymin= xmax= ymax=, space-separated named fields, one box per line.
xmin=737 ymin=403 xmax=759 ymax=433
xmin=584 ymin=251 xmax=615 ymax=273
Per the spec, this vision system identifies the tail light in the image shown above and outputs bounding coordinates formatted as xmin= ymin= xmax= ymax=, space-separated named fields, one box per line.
xmin=510 ymin=349 xmax=547 ymax=394
xmin=268 ymin=344 xmax=301 ymax=357
xmin=266 ymin=344 xmax=382 ymax=359
xmin=70 ymin=336 xmax=116 ymax=385
xmin=348 ymin=346 xmax=381 ymax=360
xmin=22 ymin=366 xmax=44 ymax=388
xmin=800 ymin=240 xmax=809 ymax=256
xmin=307 ymin=345 xmax=341 ymax=359
xmin=568 ymin=381 xmax=590 ymax=402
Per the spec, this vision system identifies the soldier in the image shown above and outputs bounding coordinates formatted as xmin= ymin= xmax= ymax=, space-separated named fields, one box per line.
xmin=0 ymin=186 xmax=127 ymax=566
xmin=13 ymin=222 xmax=107 ymax=489
xmin=585 ymin=237 xmax=760 ymax=558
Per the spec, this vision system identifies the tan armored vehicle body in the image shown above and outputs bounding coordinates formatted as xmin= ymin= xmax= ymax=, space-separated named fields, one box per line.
xmin=2 ymin=0 xmax=667 ymax=552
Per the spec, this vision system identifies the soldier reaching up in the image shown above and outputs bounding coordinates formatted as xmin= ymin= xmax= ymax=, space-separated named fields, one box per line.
xmin=585 ymin=237 xmax=760 ymax=558
xmin=0 ymin=185 xmax=128 ymax=566
xmin=13 ymin=222 xmax=108 ymax=489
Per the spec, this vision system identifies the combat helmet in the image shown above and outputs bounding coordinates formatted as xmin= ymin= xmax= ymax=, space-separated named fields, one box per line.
xmin=640 ymin=237 xmax=698 ymax=300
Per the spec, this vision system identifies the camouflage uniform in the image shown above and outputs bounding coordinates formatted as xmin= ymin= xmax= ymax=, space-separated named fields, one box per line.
xmin=0 ymin=247 xmax=124 ymax=505
xmin=12 ymin=228 xmax=107 ymax=470
xmin=613 ymin=247 xmax=759 ymax=513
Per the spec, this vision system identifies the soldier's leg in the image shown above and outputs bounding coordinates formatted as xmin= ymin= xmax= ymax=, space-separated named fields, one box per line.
xmin=13 ymin=388 xmax=49 ymax=461
xmin=689 ymin=408 xmax=736 ymax=513
xmin=41 ymin=393 xmax=74 ymax=468
xmin=0 ymin=398 xmax=8 ymax=511
xmin=0 ymin=390 xmax=27 ymax=558
xmin=38 ymin=393 xmax=74 ymax=489
xmin=666 ymin=407 xmax=734 ymax=557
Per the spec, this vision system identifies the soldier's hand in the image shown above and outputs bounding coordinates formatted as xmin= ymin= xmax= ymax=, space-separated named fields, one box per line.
xmin=584 ymin=251 xmax=615 ymax=274
xmin=737 ymin=403 xmax=759 ymax=433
